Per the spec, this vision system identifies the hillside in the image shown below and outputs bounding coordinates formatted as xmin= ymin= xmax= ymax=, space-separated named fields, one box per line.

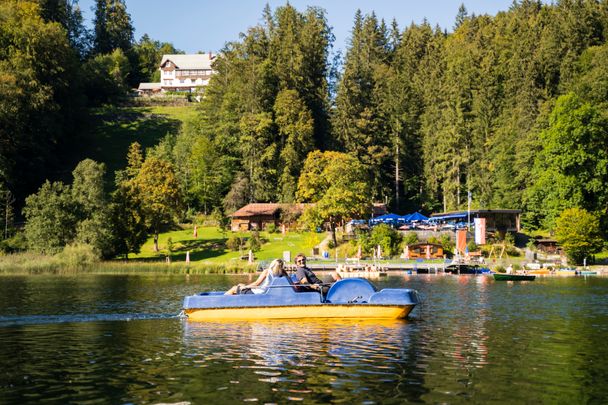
xmin=131 ymin=226 xmax=321 ymax=264
xmin=70 ymin=104 xmax=198 ymax=184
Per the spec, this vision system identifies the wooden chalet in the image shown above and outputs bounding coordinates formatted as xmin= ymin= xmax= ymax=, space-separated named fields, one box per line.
xmin=230 ymin=203 xmax=310 ymax=232
xmin=535 ymin=239 xmax=561 ymax=254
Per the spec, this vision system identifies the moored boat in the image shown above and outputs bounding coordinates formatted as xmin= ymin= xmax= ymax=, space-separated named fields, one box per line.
xmin=444 ymin=263 xmax=492 ymax=275
xmin=183 ymin=278 xmax=419 ymax=321
xmin=527 ymin=268 xmax=551 ymax=275
xmin=493 ymin=273 xmax=536 ymax=281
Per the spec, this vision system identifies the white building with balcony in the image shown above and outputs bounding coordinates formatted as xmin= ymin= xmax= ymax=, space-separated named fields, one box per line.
xmin=137 ymin=53 xmax=217 ymax=94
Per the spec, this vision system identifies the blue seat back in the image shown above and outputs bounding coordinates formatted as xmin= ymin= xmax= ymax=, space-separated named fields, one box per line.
xmin=325 ymin=278 xmax=377 ymax=304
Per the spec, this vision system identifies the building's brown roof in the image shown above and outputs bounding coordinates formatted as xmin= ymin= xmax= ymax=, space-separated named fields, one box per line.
xmin=430 ymin=209 xmax=521 ymax=217
xmin=407 ymin=242 xmax=443 ymax=248
xmin=231 ymin=203 xmax=311 ymax=218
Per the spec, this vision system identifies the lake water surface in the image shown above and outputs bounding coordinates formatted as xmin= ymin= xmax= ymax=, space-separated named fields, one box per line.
xmin=1 ymin=273 xmax=607 ymax=403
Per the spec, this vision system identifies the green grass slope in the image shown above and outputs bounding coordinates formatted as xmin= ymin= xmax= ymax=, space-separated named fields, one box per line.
xmin=132 ymin=226 xmax=321 ymax=264
xmin=71 ymin=104 xmax=198 ymax=182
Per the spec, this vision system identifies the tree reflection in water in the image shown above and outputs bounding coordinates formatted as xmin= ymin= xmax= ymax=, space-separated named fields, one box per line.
xmin=181 ymin=318 xmax=429 ymax=402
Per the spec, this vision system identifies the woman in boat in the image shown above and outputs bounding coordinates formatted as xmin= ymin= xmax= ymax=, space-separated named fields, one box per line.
xmin=224 ymin=258 xmax=288 ymax=295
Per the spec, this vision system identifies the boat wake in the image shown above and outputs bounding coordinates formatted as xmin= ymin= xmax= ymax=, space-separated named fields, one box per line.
xmin=0 ymin=312 xmax=180 ymax=327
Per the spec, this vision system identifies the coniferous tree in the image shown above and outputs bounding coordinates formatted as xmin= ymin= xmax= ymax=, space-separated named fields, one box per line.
xmin=93 ymin=0 xmax=133 ymax=55
xmin=193 ymin=4 xmax=331 ymax=206
xmin=333 ymin=11 xmax=391 ymax=201
xmin=37 ymin=0 xmax=89 ymax=57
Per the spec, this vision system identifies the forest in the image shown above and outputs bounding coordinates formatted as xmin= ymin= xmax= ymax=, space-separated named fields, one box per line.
xmin=1 ymin=0 xmax=607 ymax=259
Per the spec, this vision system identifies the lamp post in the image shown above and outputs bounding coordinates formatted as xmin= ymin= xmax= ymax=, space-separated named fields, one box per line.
xmin=467 ymin=190 xmax=471 ymax=231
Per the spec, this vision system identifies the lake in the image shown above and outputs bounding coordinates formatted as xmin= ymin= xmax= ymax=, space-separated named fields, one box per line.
xmin=1 ymin=273 xmax=607 ymax=403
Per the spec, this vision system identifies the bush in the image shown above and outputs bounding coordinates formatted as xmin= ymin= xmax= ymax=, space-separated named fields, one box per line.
xmin=440 ymin=234 xmax=455 ymax=254
xmin=226 ymin=234 xmax=245 ymax=251
xmin=467 ymin=241 xmax=478 ymax=252
xmin=248 ymin=231 xmax=262 ymax=252
xmin=506 ymin=246 xmax=521 ymax=257
xmin=366 ymin=224 xmax=402 ymax=257
xmin=494 ymin=265 xmax=506 ymax=273
xmin=265 ymin=223 xmax=278 ymax=233
xmin=403 ymin=232 xmax=419 ymax=246
xmin=0 ymin=233 xmax=27 ymax=254
xmin=54 ymin=244 xmax=99 ymax=269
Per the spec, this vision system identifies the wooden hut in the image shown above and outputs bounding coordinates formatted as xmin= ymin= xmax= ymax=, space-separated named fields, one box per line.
xmin=230 ymin=203 xmax=309 ymax=232
xmin=406 ymin=243 xmax=444 ymax=259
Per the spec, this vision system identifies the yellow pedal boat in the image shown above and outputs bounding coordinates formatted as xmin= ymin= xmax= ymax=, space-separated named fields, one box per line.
xmin=183 ymin=278 xmax=420 ymax=321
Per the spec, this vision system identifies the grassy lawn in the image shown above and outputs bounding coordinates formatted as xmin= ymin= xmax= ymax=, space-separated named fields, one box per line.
xmin=132 ymin=226 xmax=317 ymax=264
xmin=71 ymin=104 xmax=198 ymax=184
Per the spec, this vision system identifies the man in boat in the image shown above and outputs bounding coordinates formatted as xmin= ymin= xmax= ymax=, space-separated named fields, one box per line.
xmin=293 ymin=253 xmax=341 ymax=293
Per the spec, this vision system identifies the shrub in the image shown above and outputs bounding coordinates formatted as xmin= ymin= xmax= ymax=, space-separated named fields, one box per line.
xmin=265 ymin=223 xmax=278 ymax=233
xmin=403 ymin=232 xmax=419 ymax=246
xmin=467 ymin=241 xmax=478 ymax=252
xmin=248 ymin=231 xmax=262 ymax=252
xmin=54 ymin=243 xmax=99 ymax=269
xmin=494 ymin=265 xmax=506 ymax=273
xmin=440 ymin=234 xmax=455 ymax=254
xmin=0 ymin=233 xmax=27 ymax=254
xmin=506 ymin=246 xmax=521 ymax=257
xmin=226 ymin=234 xmax=245 ymax=251
xmin=365 ymin=224 xmax=402 ymax=257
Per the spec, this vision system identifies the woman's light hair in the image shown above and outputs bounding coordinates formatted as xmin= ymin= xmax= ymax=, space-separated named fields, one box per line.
xmin=268 ymin=259 xmax=284 ymax=277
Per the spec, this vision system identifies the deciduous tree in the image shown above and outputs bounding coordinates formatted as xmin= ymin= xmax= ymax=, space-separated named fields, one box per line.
xmin=555 ymin=208 xmax=604 ymax=265
xmin=297 ymin=151 xmax=371 ymax=246
xmin=23 ymin=181 xmax=79 ymax=254
xmin=131 ymin=157 xmax=182 ymax=252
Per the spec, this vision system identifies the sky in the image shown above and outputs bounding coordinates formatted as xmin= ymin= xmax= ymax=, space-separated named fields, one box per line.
xmin=78 ymin=0 xmax=520 ymax=54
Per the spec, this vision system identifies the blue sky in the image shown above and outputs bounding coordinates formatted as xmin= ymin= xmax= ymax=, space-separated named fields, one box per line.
xmin=78 ymin=1 xmax=519 ymax=53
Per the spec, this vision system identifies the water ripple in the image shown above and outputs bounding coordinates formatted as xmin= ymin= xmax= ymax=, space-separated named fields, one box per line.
xmin=0 ymin=275 xmax=607 ymax=403
xmin=0 ymin=312 xmax=178 ymax=327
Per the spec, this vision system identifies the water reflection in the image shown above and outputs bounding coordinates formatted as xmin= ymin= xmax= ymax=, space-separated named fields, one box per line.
xmin=1 ymin=274 xmax=608 ymax=403
xmin=182 ymin=318 xmax=431 ymax=402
